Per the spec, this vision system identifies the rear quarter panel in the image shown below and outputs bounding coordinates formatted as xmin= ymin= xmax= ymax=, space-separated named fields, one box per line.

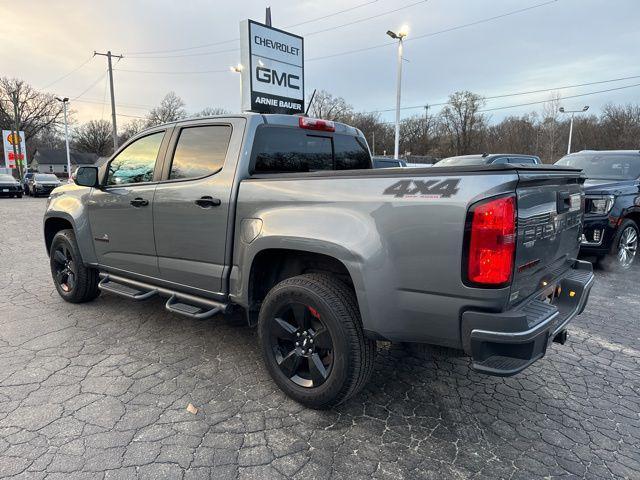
xmin=232 ymin=170 xmax=520 ymax=347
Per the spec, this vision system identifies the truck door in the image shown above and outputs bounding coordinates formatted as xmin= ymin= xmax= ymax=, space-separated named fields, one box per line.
xmin=152 ymin=118 xmax=244 ymax=295
xmin=87 ymin=129 xmax=169 ymax=278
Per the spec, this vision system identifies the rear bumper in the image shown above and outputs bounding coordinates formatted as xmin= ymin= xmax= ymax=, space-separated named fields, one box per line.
xmin=461 ymin=259 xmax=594 ymax=376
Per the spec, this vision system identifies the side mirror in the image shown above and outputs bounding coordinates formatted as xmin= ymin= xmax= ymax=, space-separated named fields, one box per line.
xmin=75 ymin=166 xmax=100 ymax=188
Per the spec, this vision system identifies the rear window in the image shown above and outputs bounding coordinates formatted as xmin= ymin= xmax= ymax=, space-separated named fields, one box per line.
xmin=35 ymin=174 xmax=59 ymax=181
xmin=251 ymin=126 xmax=371 ymax=173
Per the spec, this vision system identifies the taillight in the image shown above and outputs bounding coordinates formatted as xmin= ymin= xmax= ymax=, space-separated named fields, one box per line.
xmin=465 ymin=195 xmax=516 ymax=287
xmin=298 ymin=116 xmax=335 ymax=132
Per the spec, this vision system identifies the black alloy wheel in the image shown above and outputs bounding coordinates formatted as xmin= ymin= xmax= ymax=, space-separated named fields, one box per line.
xmin=52 ymin=243 xmax=77 ymax=293
xmin=269 ymin=302 xmax=334 ymax=388
xmin=258 ymin=273 xmax=376 ymax=409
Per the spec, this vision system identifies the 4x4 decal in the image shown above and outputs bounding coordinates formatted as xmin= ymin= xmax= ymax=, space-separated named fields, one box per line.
xmin=383 ymin=178 xmax=461 ymax=198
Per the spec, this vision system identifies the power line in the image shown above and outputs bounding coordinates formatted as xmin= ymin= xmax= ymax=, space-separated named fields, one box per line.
xmin=304 ymin=0 xmax=429 ymax=37
xmin=40 ymin=56 xmax=94 ymax=90
xmin=122 ymin=0 xmax=555 ymax=64
xmin=378 ymin=80 xmax=640 ymax=123
xmin=478 ymin=81 xmax=640 ymax=113
xmin=114 ymin=68 xmax=229 ymax=75
xmin=307 ymin=0 xmax=558 ymax=62
xmin=124 ymin=0 xmax=380 ymax=57
xmin=71 ymin=70 xmax=108 ymax=100
xmin=365 ymin=74 xmax=640 ymax=114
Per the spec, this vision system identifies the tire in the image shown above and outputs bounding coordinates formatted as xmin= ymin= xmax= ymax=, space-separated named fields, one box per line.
xmin=50 ymin=229 xmax=100 ymax=303
xmin=600 ymin=219 xmax=638 ymax=272
xmin=16 ymin=193 xmax=22 ymax=199
xmin=258 ymin=273 xmax=376 ymax=409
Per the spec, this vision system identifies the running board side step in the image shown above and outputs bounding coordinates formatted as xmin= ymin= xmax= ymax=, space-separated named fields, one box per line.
xmin=97 ymin=273 xmax=229 ymax=319
xmin=165 ymin=295 xmax=221 ymax=319
xmin=98 ymin=276 xmax=158 ymax=300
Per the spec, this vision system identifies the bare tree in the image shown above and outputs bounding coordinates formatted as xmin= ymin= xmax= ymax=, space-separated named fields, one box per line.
xmin=73 ymin=120 xmax=113 ymax=156
xmin=194 ymin=107 xmax=228 ymax=117
xmin=439 ymin=91 xmax=486 ymax=156
xmin=119 ymin=118 xmax=147 ymax=144
xmin=146 ymin=92 xmax=187 ymax=126
xmin=0 ymin=77 xmax=64 ymax=141
xmin=307 ymin=90 xmax=353 ymax=121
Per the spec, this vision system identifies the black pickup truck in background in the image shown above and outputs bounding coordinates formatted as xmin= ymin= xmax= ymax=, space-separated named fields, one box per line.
xmin=556 ymin=150 xmax=640 ymax=271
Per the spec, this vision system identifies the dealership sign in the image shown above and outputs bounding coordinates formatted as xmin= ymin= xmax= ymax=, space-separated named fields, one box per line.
xmin=239 ymin=19 xmax=304 ymax=115
xmin=2 ymin=130 xmax=27 ymax=169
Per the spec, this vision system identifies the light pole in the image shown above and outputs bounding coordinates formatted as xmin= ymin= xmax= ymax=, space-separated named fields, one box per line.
xmin=56 ymin=97 xmax=72 ymax=182
xmin=387 ymin=25 xmax=409 ymax=160
xmin=230 ymin=64 xmax=244 ymax=112
xmin=559 ymin=105 xmax=589 ymax=154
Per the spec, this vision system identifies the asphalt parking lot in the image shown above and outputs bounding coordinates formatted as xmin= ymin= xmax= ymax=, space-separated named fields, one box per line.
xmin=0 ymin=197 xmax=639 ymax=479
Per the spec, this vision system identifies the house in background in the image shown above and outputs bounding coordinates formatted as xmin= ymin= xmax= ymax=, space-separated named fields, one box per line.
xmin=30 ymin=149 xmax=100 ymax=178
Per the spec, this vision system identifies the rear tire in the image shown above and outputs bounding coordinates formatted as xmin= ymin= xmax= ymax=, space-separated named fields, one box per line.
xmin=600 ymin=220 xmax=638 ymax=272
xmin=258 ymin=273 xmax=376 ymax=409
xmin=50 ymin=229 xmax=100 ymax=303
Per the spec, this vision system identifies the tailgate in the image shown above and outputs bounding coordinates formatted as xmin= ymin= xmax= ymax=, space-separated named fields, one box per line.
xmin=509 ymin=168 xmax=584 ymax=307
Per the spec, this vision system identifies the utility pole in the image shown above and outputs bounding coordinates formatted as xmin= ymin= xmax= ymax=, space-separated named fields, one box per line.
xmin=94 ymin=50 xmax=123 ymax=151
xmin=559 ymin=106 xmax=589 ymax=154
xmin=56 ymin=97 xmax=71 ymax=181
xmin=386 ymin=26 xmax=409 ymax=160
xmin=424 ymin=104 xmax=430 ymax=154
xmin=10 ymin=91 xmax=24 ymax=181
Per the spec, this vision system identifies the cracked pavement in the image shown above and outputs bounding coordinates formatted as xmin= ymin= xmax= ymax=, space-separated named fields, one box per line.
xmin=1 ymin=197 xmax=639 ymax=479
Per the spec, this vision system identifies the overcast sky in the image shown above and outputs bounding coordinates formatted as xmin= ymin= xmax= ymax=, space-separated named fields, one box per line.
xmin=3 ymin=0 xmax=639 ymax=127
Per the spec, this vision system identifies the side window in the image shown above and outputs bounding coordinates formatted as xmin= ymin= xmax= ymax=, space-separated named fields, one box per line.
xmin=252 ymin=127 xmax=333 ymax=173
xmin=491 ymin=157 xmax=508 ymax=165
xmin=509 ymin=157 xmax=536 ymax=164
xmin=334 ymin=135 xmax=371 ymax=169
xmin=169 ymin=125 xmax=232 ymax=180
xmin=107 ymin=131 xmax=164 ymax=186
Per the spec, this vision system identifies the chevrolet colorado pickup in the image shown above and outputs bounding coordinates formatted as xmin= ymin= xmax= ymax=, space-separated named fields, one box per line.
xmin=43 ymin=114 xmax=594 ymax=408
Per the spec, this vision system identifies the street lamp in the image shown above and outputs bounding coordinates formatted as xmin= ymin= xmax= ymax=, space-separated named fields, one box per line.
xmin=230 ymin=64 xmax=244 ymax=112
xmin=387 ymin=25 xmax=409 ymax=160
xmin=559 ymin=105 xmax=589 ymax=154
xmin=55 ymin=97 xmax=72 ymax=182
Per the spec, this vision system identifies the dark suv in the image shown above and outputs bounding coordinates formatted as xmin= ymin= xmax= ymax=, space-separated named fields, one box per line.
xmin=435 ymin=153 xmax=541 ymax=166
xmin=556 ymin=150 xmax=640 ymax=271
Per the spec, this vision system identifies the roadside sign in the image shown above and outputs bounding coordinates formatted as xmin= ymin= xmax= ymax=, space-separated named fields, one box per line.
xmin=239 ymin=19 xmax=304 ymax=115
xmin=2 ymin=130 xmax=27 ymax=169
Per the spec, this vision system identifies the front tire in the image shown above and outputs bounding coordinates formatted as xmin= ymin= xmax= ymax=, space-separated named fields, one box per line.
xmin=50 ymin=229 xmax=100 ymax=303
xmin=600 ymin=219 xmax=638 ymax=272
xmin=258 ymin=273 xmax=376 ymax=409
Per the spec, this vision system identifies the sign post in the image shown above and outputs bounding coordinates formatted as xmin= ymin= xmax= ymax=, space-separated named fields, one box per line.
xmin=239 ymin=20 xmax=304 ymax=115
xmin=2 ymin=130 xmax=27 ymax=173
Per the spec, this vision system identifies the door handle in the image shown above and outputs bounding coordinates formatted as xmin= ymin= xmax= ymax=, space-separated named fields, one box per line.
xmin=195 ymin=196 xmax=221 ymax=208
xmin=130 ymin=197 xmax=149 ymax=207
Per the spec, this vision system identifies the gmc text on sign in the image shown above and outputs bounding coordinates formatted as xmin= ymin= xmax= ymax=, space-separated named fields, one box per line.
xmin=240 ymin=20 xmax=304 ymax=115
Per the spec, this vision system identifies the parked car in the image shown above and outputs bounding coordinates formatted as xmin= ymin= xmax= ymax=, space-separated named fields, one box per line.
xmin=43 ymin=114 xmax=593 ymax=408
xmin=0 ymin=174 xmax=23 ymax=198
xmin=435 ymin=153 xmax=541 ymax=167
xmin=556 ymin=150 xmax=640 ymax=271
xmin=372 ymin=156 xmax=407 ymax=168
xmin=28 ymin=173 xmax=61 ymax=197
xmin=23 ymin=172 xmax=34 ymax=194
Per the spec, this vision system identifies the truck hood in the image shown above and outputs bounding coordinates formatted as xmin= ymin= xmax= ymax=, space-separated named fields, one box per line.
xmin=583 ymin=178 xmax=637 ymax=195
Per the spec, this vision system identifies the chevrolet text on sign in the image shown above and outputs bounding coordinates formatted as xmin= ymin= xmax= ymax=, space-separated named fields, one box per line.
xmin=240 ymin=19 xmax=304 ymax=115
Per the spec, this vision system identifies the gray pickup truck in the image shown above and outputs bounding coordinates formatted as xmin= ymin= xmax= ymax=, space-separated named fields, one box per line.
xmin=44 ymin=114 xmax=594 ymax=408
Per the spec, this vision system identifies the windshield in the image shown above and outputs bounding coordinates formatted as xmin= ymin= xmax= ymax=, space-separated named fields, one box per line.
xmin=435 ymin=155 xmax=486 ymax=166
xmin=0 ymin=174 xmax=15 ymax=182
xmin=556 ymin=153 xmax=640 ymax=180
xmin=34 ymin=174 xmax=59 ymax=181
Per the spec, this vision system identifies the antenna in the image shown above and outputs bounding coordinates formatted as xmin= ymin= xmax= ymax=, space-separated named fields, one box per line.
xmin=304 ymin=89 xmax=317 ymax=116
